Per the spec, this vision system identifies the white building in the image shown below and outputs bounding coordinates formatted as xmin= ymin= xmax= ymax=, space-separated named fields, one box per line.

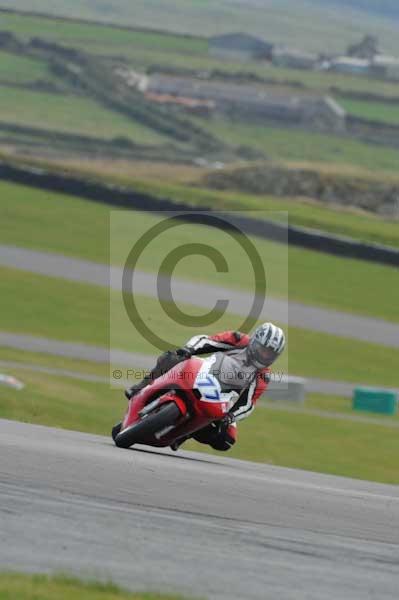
xmin=329 ymin=57 xmax=371 ymax=75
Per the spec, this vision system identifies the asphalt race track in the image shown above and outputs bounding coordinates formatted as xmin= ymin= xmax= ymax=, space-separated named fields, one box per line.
xmin=1 ymin=419 xmax=398 ymax=600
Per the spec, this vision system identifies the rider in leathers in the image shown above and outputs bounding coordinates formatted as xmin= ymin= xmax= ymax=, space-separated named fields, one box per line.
xmin=123 ymin=322 xmax=285 ymax=452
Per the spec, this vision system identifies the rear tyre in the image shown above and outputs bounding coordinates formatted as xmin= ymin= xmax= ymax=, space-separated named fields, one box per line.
xmin=114 ymin=402 xmax=181 ymax=449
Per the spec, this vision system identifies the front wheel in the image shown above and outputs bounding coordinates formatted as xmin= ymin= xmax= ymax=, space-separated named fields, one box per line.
xmin=114 ymin=402 xmax=181 ymax=449
xmin=111 ymin=421 xmax=122 ymax=441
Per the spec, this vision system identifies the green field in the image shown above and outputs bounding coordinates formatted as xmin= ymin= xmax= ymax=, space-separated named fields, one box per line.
xmin=1 ymin=180 xmax=398 ymax=322
xmin=196 ymin=117 xmax=399 ymax=172
xmin=1 ymin=357 xmax=398 ymax=484
xmin=0 ymin=87 xmax=167 ymax=144
xmin=341 ymin=97 xmax=399 ymax=125
xmin=2 ymin=265 xmax=399 ymax=387
xmin=0 ymin=11 xmax=206 ymax=56
xmin=0 ymin=50 xmax=52 ymax=84
xmin=0 ymin=573 xmax=191 ymax=600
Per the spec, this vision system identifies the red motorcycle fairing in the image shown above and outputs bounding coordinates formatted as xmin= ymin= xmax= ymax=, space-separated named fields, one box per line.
xmin=120 ymin=356 xmax=229 ymax=447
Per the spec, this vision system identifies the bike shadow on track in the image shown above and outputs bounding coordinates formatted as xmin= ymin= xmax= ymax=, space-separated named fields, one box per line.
xmin=109 ymin=443 xmax=227 ymax=466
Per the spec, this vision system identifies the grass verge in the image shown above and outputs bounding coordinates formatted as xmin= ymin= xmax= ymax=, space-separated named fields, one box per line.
xmin=1 ymin=180 xmax=399 ymax=322
xmin=0 ymin=572 xmax=191 ymax=600
xmin=306 ymin=392 xmax=399 ymax=418
xmin=14 ymin=155 xmax=399 ymax=249
xmin=186 ymin=402 xmax=399 ymax=484
xmin=0 ymin=364 xmax=125 ymax=435
xmin=0 ymin=345 xmax=109 ymax=378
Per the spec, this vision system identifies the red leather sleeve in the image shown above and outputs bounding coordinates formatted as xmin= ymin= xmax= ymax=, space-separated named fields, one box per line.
xmin=252 ymin=368 xmax=270 ymax=403
xmin=208 ymin=330 xmax=250 ymax=348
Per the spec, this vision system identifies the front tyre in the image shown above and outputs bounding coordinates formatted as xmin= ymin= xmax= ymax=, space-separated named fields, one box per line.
xmin=114 ymin=402 xmax=181 ymax=449
xmin=111 ymin=421 xmax=122 ymax=441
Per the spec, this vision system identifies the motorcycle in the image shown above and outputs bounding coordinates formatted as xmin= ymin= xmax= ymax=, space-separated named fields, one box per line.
xmin=113 ymin=355 xmax=235 ymax=449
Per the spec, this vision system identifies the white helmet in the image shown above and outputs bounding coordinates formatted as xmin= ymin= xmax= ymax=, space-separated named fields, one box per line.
xmin=247 ymin=322 xmax=285 ymax=368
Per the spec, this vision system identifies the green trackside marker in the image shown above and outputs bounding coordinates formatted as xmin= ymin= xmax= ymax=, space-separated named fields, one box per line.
xmin=353 ymin=387 xmax=398 ymax=415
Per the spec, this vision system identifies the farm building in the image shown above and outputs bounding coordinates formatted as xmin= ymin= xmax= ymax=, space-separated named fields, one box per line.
xmin=370 ymin=55 xmax=399 ymax=81
xmin=145 ymin=75 xmax=346 ymax=132
xmin=272 ymin=47 xmax=318 ymax=70
xmin=329 ymin=57 xmax=370 ymax=75
xmin=208 ymin=33 xmax=273 ymax=62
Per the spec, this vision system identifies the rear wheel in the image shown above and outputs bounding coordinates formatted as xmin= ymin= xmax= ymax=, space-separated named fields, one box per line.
xmin=114 ymin=402 xmax=181 ymax=449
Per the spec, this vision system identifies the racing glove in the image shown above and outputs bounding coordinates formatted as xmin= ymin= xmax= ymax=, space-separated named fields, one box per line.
xmin=175 ymin=347 xmax=193 ymax=359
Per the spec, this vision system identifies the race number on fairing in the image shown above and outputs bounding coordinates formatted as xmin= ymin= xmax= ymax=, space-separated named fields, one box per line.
xmin=195 ymin=373 xmax=222 ymax=402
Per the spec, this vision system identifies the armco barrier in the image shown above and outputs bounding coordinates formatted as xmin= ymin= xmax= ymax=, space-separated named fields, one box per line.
xmin=1 ymin=160 xmax=399 ymax=267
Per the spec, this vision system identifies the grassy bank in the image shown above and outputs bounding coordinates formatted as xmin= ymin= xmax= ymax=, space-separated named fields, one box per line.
xmin=16 ymin=157 xmax=399 ymax=248
xmin=0 ymin=573 xmax=191 ymax=600
xmin=119 ymin=171 xmax=399 ymax=248
xmin=1 ymin=180 xmax=398 ymax=322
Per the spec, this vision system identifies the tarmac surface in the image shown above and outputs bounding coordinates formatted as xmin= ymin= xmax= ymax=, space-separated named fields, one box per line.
xmin=1 ymin=419 xmax=398 ymax=600
xmin=2 ymin=244 xmax=399 ymax=347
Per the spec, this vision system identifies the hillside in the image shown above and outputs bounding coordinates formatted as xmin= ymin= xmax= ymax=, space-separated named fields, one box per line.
xmin=1 ymin=11 xmax=399 ymax=178
xmin=1 ymin=0 xmax=399 ymax=54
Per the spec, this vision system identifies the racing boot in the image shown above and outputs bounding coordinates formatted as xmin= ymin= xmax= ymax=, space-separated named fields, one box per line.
xmin=170 ymin=435 xmax=191 ymax=451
